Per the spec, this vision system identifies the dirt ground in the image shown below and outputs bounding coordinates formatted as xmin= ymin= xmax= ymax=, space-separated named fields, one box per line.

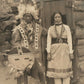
xmin=0 ymin=63 xmax=17 ymax=84
xmin=0 ymin=63 xmax=38 ymax=84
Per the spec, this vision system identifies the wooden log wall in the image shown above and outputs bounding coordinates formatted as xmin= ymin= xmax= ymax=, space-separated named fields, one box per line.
xmin=73 ymin=1 xmax=84 ymax=84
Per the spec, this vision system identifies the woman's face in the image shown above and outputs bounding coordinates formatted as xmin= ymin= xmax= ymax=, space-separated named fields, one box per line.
xmin=54 ymin=13 xmax=62 ymax=24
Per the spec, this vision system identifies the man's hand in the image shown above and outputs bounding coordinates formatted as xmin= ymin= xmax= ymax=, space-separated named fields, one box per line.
xmin=26 ymin=67 xmax=31 ymax=72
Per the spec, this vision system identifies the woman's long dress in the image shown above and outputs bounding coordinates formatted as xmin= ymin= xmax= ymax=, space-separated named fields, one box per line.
xmin=47 ymin=24 xmax=73 ymax=78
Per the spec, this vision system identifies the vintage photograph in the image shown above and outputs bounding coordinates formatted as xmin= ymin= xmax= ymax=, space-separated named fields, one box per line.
xmin=0 ymin=0 xmax=84 ymax=84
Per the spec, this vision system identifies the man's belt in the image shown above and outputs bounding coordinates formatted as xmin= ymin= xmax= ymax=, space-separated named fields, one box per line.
xmin=51 ymin=38 xmax=67 ymax=44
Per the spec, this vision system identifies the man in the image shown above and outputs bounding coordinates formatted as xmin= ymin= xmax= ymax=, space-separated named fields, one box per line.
xmin=11 ymin=13 xmax=46 ymax=84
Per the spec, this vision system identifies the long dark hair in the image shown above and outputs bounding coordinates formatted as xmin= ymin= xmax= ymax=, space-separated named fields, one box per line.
xmin=51 ymin=11 xmax=63 ymax=25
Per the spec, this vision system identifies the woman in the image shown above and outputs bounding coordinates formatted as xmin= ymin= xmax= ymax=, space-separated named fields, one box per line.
xmin=46 ymin=12 xmax=74 ymax=84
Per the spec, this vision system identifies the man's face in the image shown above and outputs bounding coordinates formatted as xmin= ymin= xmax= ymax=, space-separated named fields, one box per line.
xmin=23 ymin=13 xmax=33 ymax=23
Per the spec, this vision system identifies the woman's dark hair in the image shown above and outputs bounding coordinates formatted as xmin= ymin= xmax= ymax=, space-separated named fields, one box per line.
xmin=51 ymin=11 xmax=63 ymax=25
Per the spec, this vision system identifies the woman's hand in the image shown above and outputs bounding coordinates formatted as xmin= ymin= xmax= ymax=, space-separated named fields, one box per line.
xmin=69 ymin=53 xmax=74 ymax=60
xmin=47 ymin=53 xmax=51 ymax=61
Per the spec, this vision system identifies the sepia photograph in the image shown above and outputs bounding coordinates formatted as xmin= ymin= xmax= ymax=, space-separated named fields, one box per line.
xmin=0 ymin=0 xmax=84 ymax=84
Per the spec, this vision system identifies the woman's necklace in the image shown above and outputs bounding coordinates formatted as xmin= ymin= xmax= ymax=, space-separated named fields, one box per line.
xmin=55 ymin=24 xmax=64 ymax=43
